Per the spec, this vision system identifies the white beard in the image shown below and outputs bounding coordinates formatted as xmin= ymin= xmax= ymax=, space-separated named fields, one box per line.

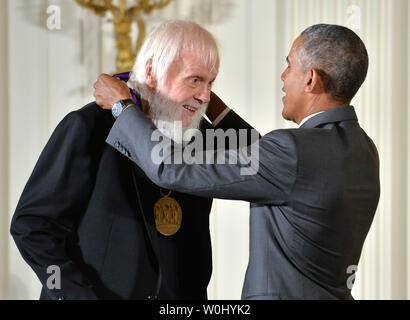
xmin=134 ymin=83 xmax=208 ymax=144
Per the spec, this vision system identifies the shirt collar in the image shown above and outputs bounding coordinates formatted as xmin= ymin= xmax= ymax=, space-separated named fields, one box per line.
xmin=298 ymin=111 xmax=325 ymax=128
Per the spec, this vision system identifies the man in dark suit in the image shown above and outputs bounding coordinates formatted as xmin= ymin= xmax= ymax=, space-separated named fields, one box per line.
xmin=94 ymin=24 xmax=380 ymax=299
xmin=10 ymin=20 xmax=254 ymax=300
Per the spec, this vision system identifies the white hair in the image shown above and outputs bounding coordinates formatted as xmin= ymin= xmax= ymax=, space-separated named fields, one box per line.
xmin=128 ymin=20 xmax=219 ymax=89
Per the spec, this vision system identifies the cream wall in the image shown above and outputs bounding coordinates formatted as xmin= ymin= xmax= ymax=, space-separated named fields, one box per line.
xmin=0 ymin=0 xmax=9 ymax=301
xmin=0 ymin=0 xmax=409 ymax=300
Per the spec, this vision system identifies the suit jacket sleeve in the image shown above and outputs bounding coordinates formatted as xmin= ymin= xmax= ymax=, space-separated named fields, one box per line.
xmin=212 ymin=110 xmax=260 ymax=146
xmin=106 ymin=106 xmax=297 ymax=205
xmin=215 ymin=109 xmax=253 ymax=130
xmin=10 ymin=112 xmax=99 ymax=300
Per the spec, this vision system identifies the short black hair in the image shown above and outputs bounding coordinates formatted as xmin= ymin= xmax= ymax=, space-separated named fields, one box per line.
xmin=298 ymin=24 xmax=369 ymax=102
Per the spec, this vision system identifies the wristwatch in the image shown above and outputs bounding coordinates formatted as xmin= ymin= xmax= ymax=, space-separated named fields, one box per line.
xmin=112 ymin=99 xmax=135 ymax=119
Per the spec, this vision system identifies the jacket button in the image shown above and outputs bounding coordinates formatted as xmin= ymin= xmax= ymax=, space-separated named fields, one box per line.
xmin=147 ymin=295 xmax=158 ymax=300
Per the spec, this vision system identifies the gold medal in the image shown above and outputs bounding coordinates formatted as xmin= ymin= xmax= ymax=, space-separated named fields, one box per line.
xmin=154 ymin=189 xmax=182 ymax=236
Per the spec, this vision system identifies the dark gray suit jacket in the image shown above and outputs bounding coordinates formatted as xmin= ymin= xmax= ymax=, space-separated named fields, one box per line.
xmin=106 ymin=105 xmax=380 ymax=300
xmin=10 ymin=103 xmax=255 ymax=300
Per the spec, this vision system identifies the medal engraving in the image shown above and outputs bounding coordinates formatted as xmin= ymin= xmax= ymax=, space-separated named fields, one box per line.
xmin=154 ymin=193 xmax=182 ymax=236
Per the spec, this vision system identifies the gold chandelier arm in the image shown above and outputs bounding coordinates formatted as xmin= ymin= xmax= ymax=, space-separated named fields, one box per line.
xmin=144 ymin=0 xmax=172 ymax=14
xmin=75 ymin=0 xmax=109 ymax=16
xmin=75 ymin=0 xmax=173 ymax=73
xmin=128 ymin=0 xmax=172 ymax=17
xmin=136 ymin=18 xmax=147 ymax=54
xmin=119 ymin=0 xmax=127 ymax=15
xmin=103 ymin=0 xmax=118 ymax=15
xmin=127 ymin=0 xmax=148 ymax=17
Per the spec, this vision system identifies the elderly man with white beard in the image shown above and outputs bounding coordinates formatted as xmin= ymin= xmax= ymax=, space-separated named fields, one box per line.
xmin=10 ymin=20 xmax=255 ymax=300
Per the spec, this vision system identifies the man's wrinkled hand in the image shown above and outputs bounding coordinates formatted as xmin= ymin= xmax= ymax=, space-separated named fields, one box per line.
xmin=93 ymin=74 xmax=132 ymax=110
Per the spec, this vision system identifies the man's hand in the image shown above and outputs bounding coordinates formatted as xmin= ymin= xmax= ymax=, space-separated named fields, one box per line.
xmin=93 ymin=74 xmax=133 ymax=110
